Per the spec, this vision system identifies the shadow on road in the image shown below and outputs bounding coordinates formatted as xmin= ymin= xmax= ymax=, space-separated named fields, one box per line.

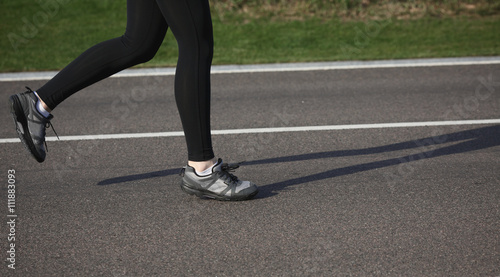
xmin=97 ymin=125 xmax=500 ymax=198
xmin=97 ymin=168 xmax=181 ymax=186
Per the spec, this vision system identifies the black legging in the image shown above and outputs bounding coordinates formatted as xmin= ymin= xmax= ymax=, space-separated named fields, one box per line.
xmin=36 ymin=0 xmax=214 ymax=162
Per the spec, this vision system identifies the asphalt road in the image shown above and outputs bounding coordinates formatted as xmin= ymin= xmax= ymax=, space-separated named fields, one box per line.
xmin=1 ymin=61 xmax=499 ymax=276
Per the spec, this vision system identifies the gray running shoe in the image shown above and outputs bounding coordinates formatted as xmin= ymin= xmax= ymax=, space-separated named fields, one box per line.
xmin=180 ymin=159 xmax=258 ymax=201
xmin=9 ymin=87 xmax=56 ymax=163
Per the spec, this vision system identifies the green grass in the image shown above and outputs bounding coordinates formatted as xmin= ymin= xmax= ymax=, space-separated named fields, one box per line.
xmin=209 ymin=16 xmax=500 ymax=64
xmin=0 ymin=0 xmax=498 ymax=72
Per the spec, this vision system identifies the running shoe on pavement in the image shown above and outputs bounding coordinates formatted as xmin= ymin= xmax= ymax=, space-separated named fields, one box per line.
xmin=9 ymin=87 xmax=56 ymax=163
xmin=180 ymin=158 xmax=258 ymax=201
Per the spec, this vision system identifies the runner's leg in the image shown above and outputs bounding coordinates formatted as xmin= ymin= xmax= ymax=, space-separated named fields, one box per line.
xmin=155 ymin=0 xmax=215 ymax=162
xmin=36 ymin=0 xmax=168 ymax=110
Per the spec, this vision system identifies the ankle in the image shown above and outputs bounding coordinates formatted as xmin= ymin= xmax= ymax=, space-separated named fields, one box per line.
xmin=34 ymin=92 xmax=52 ymax=113
xmin=188 ymin=158 xmax=217 ymax=173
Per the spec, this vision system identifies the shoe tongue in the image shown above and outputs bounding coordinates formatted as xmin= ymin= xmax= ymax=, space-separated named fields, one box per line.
xmin=212 ymin=159 xmax=223 ymax=173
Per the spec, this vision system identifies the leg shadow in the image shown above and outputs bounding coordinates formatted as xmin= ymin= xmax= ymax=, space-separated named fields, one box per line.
xmin=97 ymin=168 xmax=181 ymax=186
xmin=251 ymin=125 xmax=500 ymax=198
xmin=97 ymin=125 xmax=499 ymax=193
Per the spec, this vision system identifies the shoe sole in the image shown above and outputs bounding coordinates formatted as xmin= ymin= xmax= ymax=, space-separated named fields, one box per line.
xmin=180 ymin=181 xmax=258 ymax=201
xmin=9 ymin=94 xmax=44 ymax=163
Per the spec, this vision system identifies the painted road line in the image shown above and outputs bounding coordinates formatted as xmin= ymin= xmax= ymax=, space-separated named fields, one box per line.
xmin=1 ymin=57 xmax=499 ymax=82
xmin=1 ymin=119 xmax=499 ymax=144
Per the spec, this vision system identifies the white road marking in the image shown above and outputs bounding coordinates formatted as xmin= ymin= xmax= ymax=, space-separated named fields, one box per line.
xmin=1 ymin=57 xmax=499 ymax=81
xmin=1 ymin=119 xmax=499 ymax=144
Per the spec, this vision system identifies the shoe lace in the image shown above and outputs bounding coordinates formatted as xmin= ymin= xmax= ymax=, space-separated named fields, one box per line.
xmin=45 ymin=121 xmax=59 ymax=139
xmin=220 ymin=161 xmax=245 ymax=184
xmin=43 ymin=121 xmax=59 ymax=153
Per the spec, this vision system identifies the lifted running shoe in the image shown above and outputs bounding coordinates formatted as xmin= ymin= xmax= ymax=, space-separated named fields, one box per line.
xmin=9 ymin=87 xmax=57 ymax=163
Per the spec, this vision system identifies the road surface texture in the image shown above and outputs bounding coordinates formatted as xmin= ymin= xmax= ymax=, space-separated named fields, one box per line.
xmin=1 ymin=59 xmax=499 ymax=276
